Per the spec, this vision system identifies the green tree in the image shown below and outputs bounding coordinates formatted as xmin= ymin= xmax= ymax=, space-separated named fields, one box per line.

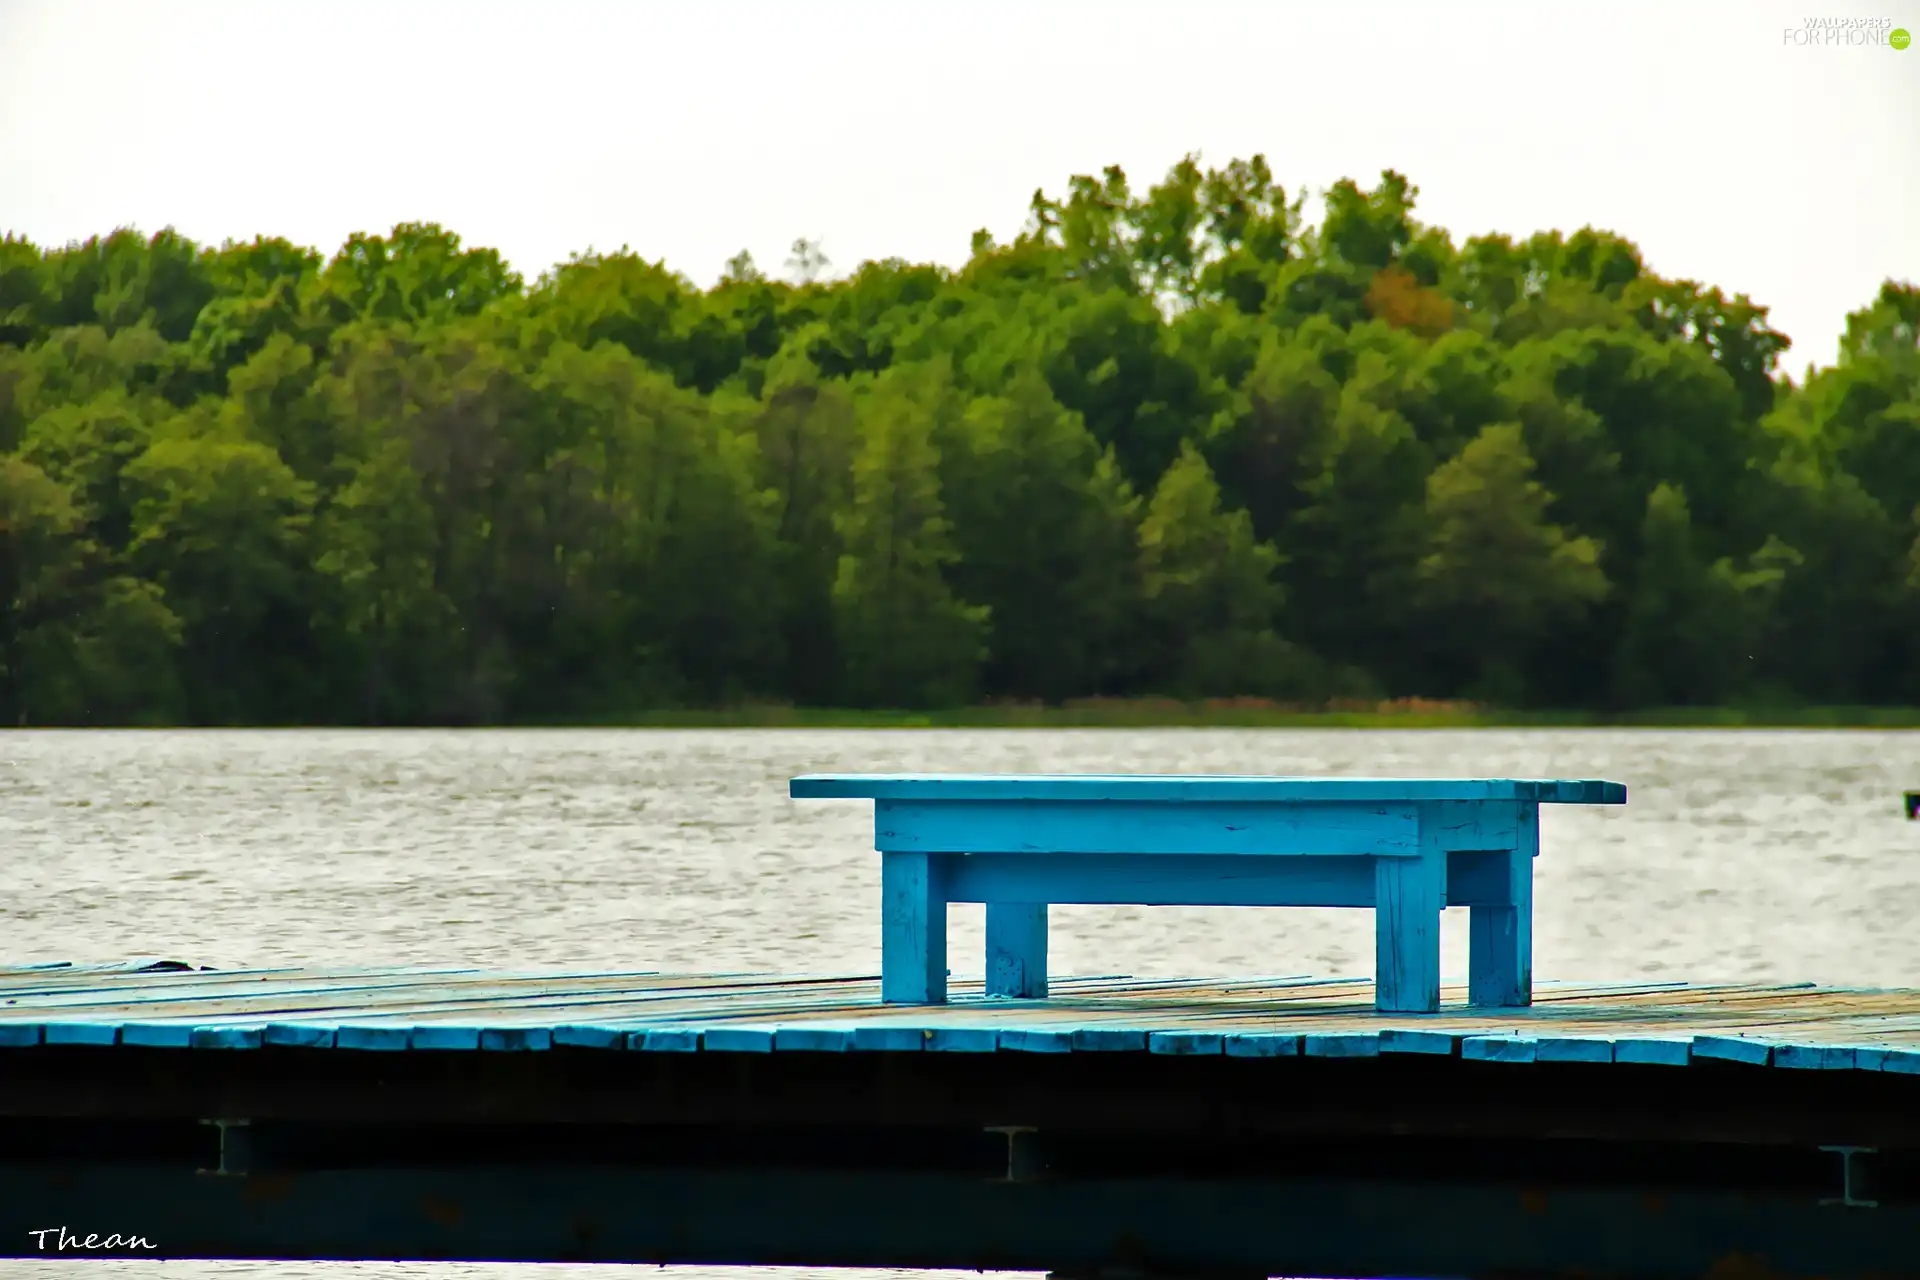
xmin=123 ymin=433 xmax=315 ymax=721
xmin=0 ymin=235 xmax=49 ymax=349
xmin=1276 ymin=371 xmax=1433 ymax=690
xmin=1039 ymin=287 xmax=1209 ymax=492
xmin=831 ymin=370 xmax=987 ymax=706
xmin=751 ymin=334 xmax=858 ymax=703
xmin=532 ymin=338 xmax=782 ymax=707
xmin=945 ymin=369 xmax=1144 ymax=698
xmin=1202 ymin=333 xmax=1341 ymax=542
xmin=1414 ymin=423 xmax=1610 ymax=702
xmin=1138 ymin=443 xmax=1310 ymax=696
xmin=1751 ymin=467 xmax=1908 ymax=703
xmin=1612 ymin=484 xmax=1776 ymax=707
xmin=19 ymin=387 xmax=159 ymax=553
xmin=0 ymin=454 xmax=182 ymax=724
xmin=314 ymin=222 xmax=522 ymax=328
xmin=312 ymin=437 xmax=452 ymax=722
xmin=0 ymin=164 xmax=1911 ymax=722
xmin=0 ymin=455 xmax=88 ymax=720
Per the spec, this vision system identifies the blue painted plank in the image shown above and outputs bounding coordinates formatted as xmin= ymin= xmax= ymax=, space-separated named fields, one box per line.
xmin=335 ymin=1025 xmax=410 ymax=1051
xmin=926 ymin=1027 xmax=998 ymax=1053
xmin=0 ymin=959 xmax=463 ymax=986
xmin=1462 ymin=1036 xmax=1537 ymax=1063
xmin=1879 ymin=1048 xmax=1920 ymax=1074
xmin=1148 ymin=1031 xmax=1224 ymax=1055
xmin=1070 ymin=1028 xmax=1147 ymax=1052
xmin=773 ymin=1027 xmax=854 ymax=1052
xmin=1692 ymin=1036 xmax=1772 ymax=1066
xmin=302 ymin=979 xmax=882 ymax=1029
xmin=793 ymin=774 xmax=1626 ymax=805
xmin=120 ymin=1023 xmax=191 ymax=1048
xmin=1224 ymin=1032 xmax=1300 ymax=1057
xmin=190 ymin=1026 xmax=263 ymax=1050
xmin=876 ymin=799 xmax=1419 ymax=857
xmin=1379 ymin=1028 xmax=1456 ymax=1055
xmin=411 ymin=1026 xmax=483 ymax=1051
xmin=947 ymin=854 xmax=1377 ymax=908
xmin=850 ymin=1025 xmax=924 ymax=1052
xmin=1774 ymin=1043 xmax=1857 ymax=1070
xmin=1536 ymin=1037 xmax=1613 ymax=1064
xmin=1428 ymin=801 xmax=1523 ymax=856
xmin=6 ymin=962 xmax=1919 ymax=1076
xmin=1305 ymin=1032 xmax=1380 ymax=1058
xmin=483 ymin=1027 xmax=552 ymax=1052
xmin=0 ymin=963 xmax=313 ymax=999
xmin=0 ymin=967 xmax=510 ymax=1014
xmin=552 ymin=1025 xmax=627 ymax=1050
xmin=1613 ymin=1038 xmax=1692 ymax=1066
xmin=632 ymin=1028 xmax=700 ymax=1052
xmin=703 ymin=1027 xmax=774 ymax=1053
xmin=999 ymin=1029 xmax=1073 ymax=1053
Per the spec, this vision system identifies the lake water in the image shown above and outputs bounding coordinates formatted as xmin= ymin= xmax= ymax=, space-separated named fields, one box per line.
xmin=2 ymin=726 xmax=1917 ymax=1278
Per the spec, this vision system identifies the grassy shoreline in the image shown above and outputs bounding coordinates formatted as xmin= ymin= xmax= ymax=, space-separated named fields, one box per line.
xmin=531 ymin=699 xmax=1920 ymax=730
xmin=17 ymin=699 xmax=1919 ymax=731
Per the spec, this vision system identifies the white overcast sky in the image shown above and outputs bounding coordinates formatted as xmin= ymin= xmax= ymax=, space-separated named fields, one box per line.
xmin=2 ymin=0 xmax=1915 ymax=372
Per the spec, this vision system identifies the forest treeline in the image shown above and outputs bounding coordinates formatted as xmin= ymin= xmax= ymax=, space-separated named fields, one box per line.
xmin=3 ymin=157 xmax=1918 ymax=725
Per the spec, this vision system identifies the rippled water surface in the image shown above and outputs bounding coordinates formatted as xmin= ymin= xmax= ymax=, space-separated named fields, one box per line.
xmin=2 ymin=726 xmax=1917 ymax=1277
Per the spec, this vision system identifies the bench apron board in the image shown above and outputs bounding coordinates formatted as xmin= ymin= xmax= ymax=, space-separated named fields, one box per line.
xmin=791 ymin=774 xmax=1627 ymax=1014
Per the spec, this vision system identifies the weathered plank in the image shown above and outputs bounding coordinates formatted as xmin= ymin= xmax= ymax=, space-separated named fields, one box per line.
xmin=1 ymin=966 xmax=1918 ymax=1073
xmin=876 ymin=799 xmax=1419 ymax=856
xmin=984 ymin=902 xmax=1047 ymax=998
xmin=1374 ymin=847 xmax=1443 ymax=1014
xmin=793 ymin=774 xmax=1627 ymax=804
xmin=881 ymin=851 xmax=946 ymax=1004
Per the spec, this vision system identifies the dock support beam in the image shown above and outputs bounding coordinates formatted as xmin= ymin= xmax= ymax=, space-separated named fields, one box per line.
xmin=986 ymin=1125 xmax=1042 ymax=1183
xmin=197 ymin=1119 xmax=252 ymax=1179
xmin=1822 ymin=1146 xmax=1879 ymax=1208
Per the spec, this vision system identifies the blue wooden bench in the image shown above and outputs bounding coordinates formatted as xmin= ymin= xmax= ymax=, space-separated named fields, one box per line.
xmin=789 ymin=774 xmax=1626 ymax=1014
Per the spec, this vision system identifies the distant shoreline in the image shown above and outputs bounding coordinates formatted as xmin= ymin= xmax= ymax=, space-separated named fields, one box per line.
xmin=14 ymin=700 xmax=1919 ymax=731
xmin=530 ymin=700 xmax=1920 ymax=730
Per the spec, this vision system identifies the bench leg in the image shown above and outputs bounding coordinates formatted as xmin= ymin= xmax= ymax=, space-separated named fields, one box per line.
xmin=1375 ymin=854 xmax=1443 ymax=1014
xmin=881 ymin=851 xmax=947 ymax=1004
xmin=985 ymin=903 xmax=1048 ymax=999
xmin=1469 ymin=809 xmax=1536 ymax=1008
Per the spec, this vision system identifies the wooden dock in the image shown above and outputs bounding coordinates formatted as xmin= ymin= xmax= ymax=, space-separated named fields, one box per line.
xmin=2 ymin=960 xmax=1919 ymax=1277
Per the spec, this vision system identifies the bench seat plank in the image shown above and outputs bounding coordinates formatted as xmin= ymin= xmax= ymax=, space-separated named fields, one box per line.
xmin=795 ymin=775 xmax=1626 ymax=805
